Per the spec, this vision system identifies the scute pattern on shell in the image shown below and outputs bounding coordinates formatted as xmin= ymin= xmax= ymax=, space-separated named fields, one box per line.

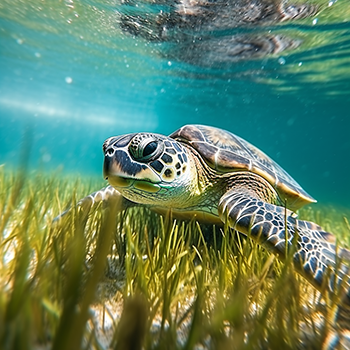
xmin=170 ymin=124 xmax=316 ymax=209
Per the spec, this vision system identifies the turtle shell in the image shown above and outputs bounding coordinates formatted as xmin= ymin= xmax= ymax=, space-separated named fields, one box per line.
xmin=170 ymin=124 xmax=316 ymax=211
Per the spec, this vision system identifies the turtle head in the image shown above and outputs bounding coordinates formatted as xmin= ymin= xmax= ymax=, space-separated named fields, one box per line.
xmin=103 ymin=132 xmax=196 ymax=207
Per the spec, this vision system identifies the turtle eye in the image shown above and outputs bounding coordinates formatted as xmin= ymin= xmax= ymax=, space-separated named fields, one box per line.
xmin=142 ymin=141 xmax=158 ymax=158
xmin=129 ymin=136 xmax=163 ymax=162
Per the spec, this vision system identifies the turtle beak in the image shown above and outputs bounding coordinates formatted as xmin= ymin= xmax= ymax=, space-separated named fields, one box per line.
xmin=103 ymin=134 xmax=134 ymax=180
xmin=103 ymin=154 xmax=116 ymax=180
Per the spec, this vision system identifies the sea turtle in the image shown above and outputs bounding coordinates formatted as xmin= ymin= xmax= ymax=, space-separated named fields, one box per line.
xmin=70 ymin=124 xmax=350 ymax=299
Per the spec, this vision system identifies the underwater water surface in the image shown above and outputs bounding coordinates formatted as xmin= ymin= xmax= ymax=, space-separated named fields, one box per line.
xmin=0 ymin=0 xmax=349 ymax=207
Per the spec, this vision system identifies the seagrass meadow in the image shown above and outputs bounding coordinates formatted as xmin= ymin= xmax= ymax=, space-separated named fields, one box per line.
xmin=1 ymin=165 xmax=350 ymax=350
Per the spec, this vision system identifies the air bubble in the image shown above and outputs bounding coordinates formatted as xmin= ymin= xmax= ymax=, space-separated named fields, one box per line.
xmin=42 ymin=153 xmax=51 ymax=162
xmin=312 ymin=18 xmax=318 ymax=25
xmin=65 ymin=76 xmax=73 ymax=84
xmin=287 ymin=118 xmax=295 ymax=126
xmin=278 ymin=57 xmax=286 ymax=65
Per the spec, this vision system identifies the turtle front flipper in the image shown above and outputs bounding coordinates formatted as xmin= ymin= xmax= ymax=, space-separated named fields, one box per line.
xmin=218 ymin=189 xmax=350 ymax=299
xmin=53 ymin=186 xmax=134 ymax=223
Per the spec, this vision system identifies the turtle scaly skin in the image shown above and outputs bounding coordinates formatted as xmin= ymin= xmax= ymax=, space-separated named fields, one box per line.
xmin=58 ymin=125 xmax=350 ymax=304
xmin=219 ymin=189 xmax=350 ymax=293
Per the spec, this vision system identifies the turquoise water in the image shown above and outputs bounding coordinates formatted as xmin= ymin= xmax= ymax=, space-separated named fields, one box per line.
xmin=0 ymin=0 xmax=349 ymax=207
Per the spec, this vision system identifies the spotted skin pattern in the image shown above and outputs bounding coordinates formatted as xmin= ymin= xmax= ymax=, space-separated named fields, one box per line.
xmin=56 ymin=124 xmax=350 ymax=337
xmin=101 ymin=125 xmax=350 ymax=300
xmin=104 ymin=133 xmax=188 ymax=183
xmin=219 ymin=189 xmax=350 ymax=299
xmin=171 ymin=125 xmax=316 ymax=211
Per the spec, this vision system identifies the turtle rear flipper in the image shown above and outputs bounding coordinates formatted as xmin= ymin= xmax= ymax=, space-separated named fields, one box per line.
xmin=218 ymin=188 xmax=350 ymax=300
